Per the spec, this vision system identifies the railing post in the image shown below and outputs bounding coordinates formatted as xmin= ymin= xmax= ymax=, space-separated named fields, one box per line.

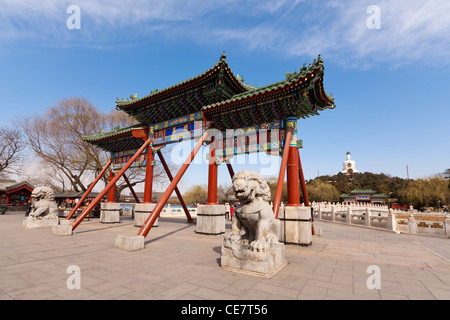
xmin=346 ymin=206 xmax=351 ymax=224
xmin=387 ymin=208 xmax=396 ymax=232
xmin=409 ymin=213 xmax=417 ymax=234
xmin=365 ymin=207 xmax=371 ymax=227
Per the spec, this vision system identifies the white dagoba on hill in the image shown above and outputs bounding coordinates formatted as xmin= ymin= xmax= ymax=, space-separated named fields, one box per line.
xmin=341 ymin=151 xmax=359 ymax=174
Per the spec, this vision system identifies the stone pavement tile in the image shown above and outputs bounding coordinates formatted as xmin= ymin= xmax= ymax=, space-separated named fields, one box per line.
xmin=5 ymin=286 xmax=57 ymax=300
xmin=297 ymin=283 xmax=327 ymax=300
xmin=429 ymin=269 xmax=450 ymax=286
xmin=426 ymin=286 xmax=450 ymax=300
xmin=0 ymin=292 xmax=13 ymax=300
xmin=279 ymin=274 xmax=308 ymax=292
xmin=186 ymin=276 xmax=233 ymax=292
xmin=313 ymin=262 xmax=335 ymax=277
xmin=221 ymin=277 xmax=259 ymax=297
xmin=353 ymin=280 xmax=382 ymax=299
xmin=325 ymin=288 xmax=374 ymax=300
xmin=116 ymin=290 xmax=159 ymax=300
xmin=49 ymin=286 xmax=97 ymax=299
xmin=87 ymin=286 xmax=135 ymax=300
xmin=331 ymin=270 xmax=353 ymax=286
xmin=189 ymin=286 xmax=238 ymax=300
xmin=156 ymin=283 xmax=199 ymax=299
xmin=0 ymin=274 xmax=32 ymax=294
xmin=377 ymin=279 xmax=405 ymax=297
xmin=123 ymin=279 xmax=167 ymax=297
xmin=307 ymin=278 xmax=353 ymax=295
xmin=237 ymin=288 xmax=271 ymax=300
xmin=379 ymin=291 xmax=409 ymax=300
xmin=252 ymin=282 xmax=301 ymax=299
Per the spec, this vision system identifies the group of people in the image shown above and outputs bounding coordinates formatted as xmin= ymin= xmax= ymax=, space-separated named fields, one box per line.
xmin=226 ymin=203 xmax=236 ymax=220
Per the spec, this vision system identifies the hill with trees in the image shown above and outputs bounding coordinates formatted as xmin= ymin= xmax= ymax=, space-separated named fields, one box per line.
xmin=306 ymin=171 xmax=449 ymax=210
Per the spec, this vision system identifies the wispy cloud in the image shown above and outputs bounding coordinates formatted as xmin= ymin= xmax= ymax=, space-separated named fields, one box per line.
xmin=1 ymin=0 xmax=449 ymax=68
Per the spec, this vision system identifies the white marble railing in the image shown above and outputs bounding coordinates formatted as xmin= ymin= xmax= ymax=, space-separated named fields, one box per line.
xmin=310 ymin=202 xmax=450 ymax=238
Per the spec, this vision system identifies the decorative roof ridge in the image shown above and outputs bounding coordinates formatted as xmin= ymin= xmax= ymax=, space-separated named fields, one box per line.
xmin=202 ymin=55 xmax=331 ymax=111
xmin=115 ymin=52 xmax=249 ymax=108
xmin=83 ymin=123 xmax=147 ymax=141
xmin=350 ymin=189 xmax=377 ymax=194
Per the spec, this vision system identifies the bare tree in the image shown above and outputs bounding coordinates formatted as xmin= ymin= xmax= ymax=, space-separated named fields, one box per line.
xmin=20 ymin=97 xmax=171 ymax=199
xmin=0 ymin=126 xmax=25 ymax=178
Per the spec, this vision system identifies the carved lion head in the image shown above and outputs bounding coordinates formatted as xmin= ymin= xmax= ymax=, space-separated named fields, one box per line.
xmin=232 ymin=170 xmax=271 ymax=203
xmin=31 ymin=186 xmax=55 ymax=202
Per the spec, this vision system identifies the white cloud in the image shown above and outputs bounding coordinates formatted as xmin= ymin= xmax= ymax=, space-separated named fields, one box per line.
xmin=1 ymin=0 xmax=449 ymax=68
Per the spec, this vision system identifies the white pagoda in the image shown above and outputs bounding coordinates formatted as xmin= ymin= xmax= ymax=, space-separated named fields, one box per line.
xmin=341 ymin=151 xmax=359 ymax=174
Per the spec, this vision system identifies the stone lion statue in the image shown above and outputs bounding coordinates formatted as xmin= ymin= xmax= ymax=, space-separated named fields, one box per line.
xmin=223 ymin=170 xmax=280 ymax=258
xmin=28 ymin=186 xmax=58 ymax=220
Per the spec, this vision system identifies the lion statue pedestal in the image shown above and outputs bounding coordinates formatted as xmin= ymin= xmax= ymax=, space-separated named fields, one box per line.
xmin=23 ymin=186 xmax=60 ymax=229
xmin=221 ymin=170 xmax=287 ymax=278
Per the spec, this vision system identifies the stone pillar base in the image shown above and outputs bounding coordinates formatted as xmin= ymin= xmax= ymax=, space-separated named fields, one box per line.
xmin=221 ymin=242 xmax=287 ymax=278
xmin=23 ymin=217 xmax=59 ymax=229
xmin=100 ymin=203 xmax=121 ymax=223
xmin=196 ymin=204 xmax=226 ymax=235
xmin=52 ymin=219 xmax=73 ymax=236
xmin=115 ymin=234 xmax=145 ymax=251
xmin=278 ymin=206 xmax=312 ymax=246
xmin=134 ymin=203 xmax=158 ymax=227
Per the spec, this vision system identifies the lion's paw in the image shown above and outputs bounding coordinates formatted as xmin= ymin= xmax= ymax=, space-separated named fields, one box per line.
xmin=250 ymin=239 xmax=269 ymax=252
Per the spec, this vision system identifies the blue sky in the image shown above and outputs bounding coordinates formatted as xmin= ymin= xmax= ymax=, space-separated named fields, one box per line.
xmin=1 ymin=0 xmax=449 ymax=192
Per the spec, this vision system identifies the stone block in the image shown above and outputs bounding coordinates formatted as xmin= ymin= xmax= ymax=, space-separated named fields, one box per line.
xmin=100 ymin=202 xmax=121 ymax=223
xmin=51 ymin=219 xmax=73 ymax=236
xmin=23 ymin=217 xmax=59 ymax=229
xmin=134 ymin=203 xmax=158 ymax=227
xmin=196 ymin=204 xmax=226 ymax=235
xmin=115 ymin=234 xmax=145 ymax=251
xmin=278 ymin=206 xmax=312 ymax=246
xmin=221 ymin=242 xmax=287 ymax=278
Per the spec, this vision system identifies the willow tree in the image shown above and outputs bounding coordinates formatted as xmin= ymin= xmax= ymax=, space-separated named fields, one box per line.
xmin=20 ymin=97 xmax=168 ymax=198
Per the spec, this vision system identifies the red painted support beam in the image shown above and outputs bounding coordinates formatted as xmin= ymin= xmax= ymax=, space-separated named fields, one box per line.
xmin=137 ymin=130 xmax=209 ymax=238
xmin=206 ymin=136 xmax=218 ymax=205
xmin=157 ymin=150 xmax=193 ymax=223
xmin=107 ymin=170 xmax=116 ymax=203
xmin=273 ymin=127 xmax=293 ymax=219
xmin=226 ymin=160 xmax=235 ymax=180
xmin=297 ymin=148 xmax=310 ymax=207
xmin=123 ymin=173 xmax=140 ymax=203
xmin=143 ymin=149 xmax=154 ymax=203
xmin=72 ymin=138 xmax=152 ymax=231
xmin=287 ymin=145 xmax=301 ymax=206
xmin=66 ymin=159 xmax=112 ymax=220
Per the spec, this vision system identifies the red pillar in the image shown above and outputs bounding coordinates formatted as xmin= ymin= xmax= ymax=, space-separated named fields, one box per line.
xmin=273 ymin=127 xmax=293 ymax=219
xmin=143 ymin=149 xmax=154 ymax=203
xmin=206 ymin=137 xmax=218 ymax=205
xmin=287 ymin=145 xmax=301 ymax=206
xmin=107 ymin=170 xmax=116 ymax=203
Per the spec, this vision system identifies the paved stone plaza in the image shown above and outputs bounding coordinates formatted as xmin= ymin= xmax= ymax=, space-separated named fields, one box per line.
xmin=0 ymin=211 xmax=449 ymax=300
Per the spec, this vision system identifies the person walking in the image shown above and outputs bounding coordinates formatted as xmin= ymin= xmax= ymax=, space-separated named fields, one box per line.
xmin=25 ymin=201 xmax=32 ymax=217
